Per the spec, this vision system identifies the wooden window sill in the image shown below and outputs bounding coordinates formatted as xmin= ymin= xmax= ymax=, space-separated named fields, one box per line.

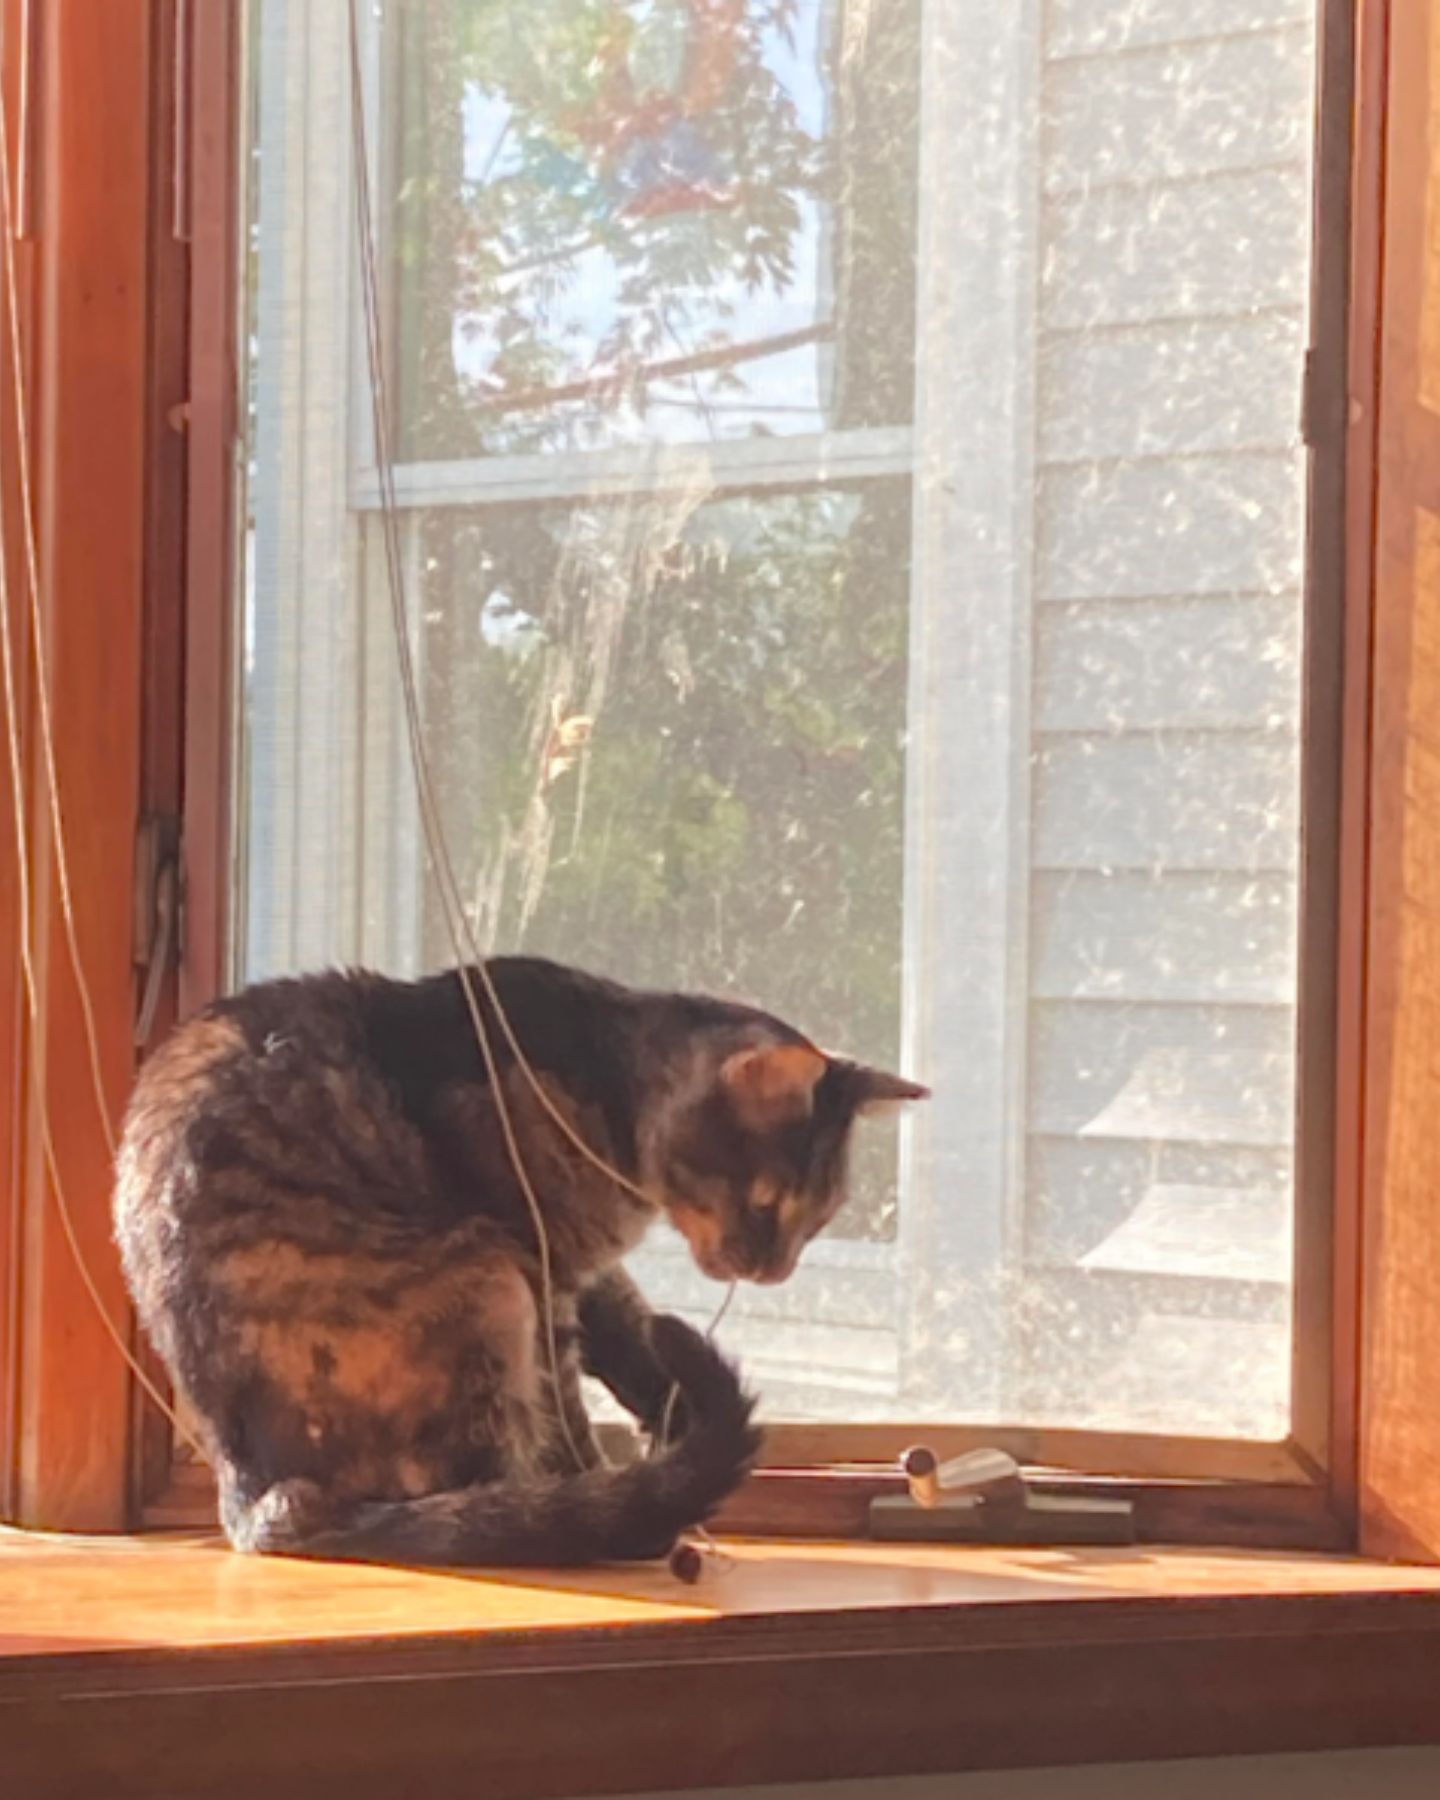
xmin=5 ymin=1532 xmax=1440 ymax=1800
xmin=146 ymin=1455 xmax=1355 ymax=1550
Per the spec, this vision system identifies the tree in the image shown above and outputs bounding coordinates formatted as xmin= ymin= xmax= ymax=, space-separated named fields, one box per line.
xmin=390 ymin=0 xmax=916 ymax=455
xmin=395 ymin=0 xmax=921 ymax=1232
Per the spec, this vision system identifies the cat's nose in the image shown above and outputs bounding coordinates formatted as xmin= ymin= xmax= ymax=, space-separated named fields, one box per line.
xmin=753 ymin=1246 xmax=802 ymax=1286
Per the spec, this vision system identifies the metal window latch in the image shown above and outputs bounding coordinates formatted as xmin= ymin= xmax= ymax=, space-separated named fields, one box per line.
xmin=868 ymin=1446 xmax=1136 ymax=1546
xmin=133 ymin=814 xmax=182 ymax=1049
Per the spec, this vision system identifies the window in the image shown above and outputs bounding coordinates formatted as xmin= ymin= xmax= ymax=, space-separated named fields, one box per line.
xmin=235 ymin=0 xmax=1327 ymax=1458
xmin=20 ymin=0 xmax=1440 ymax=1563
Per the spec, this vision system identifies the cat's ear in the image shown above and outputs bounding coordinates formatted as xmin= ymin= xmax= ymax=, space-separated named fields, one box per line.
xmin=848 ymin=1064 xmax=930 ymax=1117
xmin=721 ymin=1043 xmax=828 ymax=1128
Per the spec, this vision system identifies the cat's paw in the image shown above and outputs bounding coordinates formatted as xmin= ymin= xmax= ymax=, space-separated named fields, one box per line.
xmin=643 ymin=1383 xmax=694 ymax=1445
xmin=634 ymin=1311 xmax=701 ymax=1439
xmin=650 ymin=1312 xmax=752 ymax=1425
xmin=648 ymin=1310 xmax=709 ymax=1373
xmin=232 ymin=1477 xmax=332 ymax=1553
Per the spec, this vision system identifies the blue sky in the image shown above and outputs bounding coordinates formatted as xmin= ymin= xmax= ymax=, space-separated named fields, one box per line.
xmin=445 ymin=0 xmax=837 ymax=447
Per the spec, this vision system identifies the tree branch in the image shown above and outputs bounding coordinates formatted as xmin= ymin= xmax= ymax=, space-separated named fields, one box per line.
xmin=466 ymin=321 xmax=834 ymax=416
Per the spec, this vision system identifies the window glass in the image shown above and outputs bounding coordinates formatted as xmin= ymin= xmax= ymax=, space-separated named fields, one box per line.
xmin=387 ymin=0 xmax=919 ymax=458
xmin=240 ymin=0 xmax=1319 ymax=1439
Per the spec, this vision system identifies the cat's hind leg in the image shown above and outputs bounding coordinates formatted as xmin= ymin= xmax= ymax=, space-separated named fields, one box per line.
xmin=536 ymin=1291 xmax=607 ymax=1472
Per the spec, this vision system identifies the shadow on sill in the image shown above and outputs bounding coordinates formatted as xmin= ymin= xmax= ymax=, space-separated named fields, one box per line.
xmin=4 ymin=1528 xmax=1437 ymax=1666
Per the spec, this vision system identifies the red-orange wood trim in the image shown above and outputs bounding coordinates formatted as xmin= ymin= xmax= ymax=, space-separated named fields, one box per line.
xmin=1358 ymin=0 xmax=1440 ymax=1561
xmin=131 ymin=0 xmax=195 ymax=1519
xmin=0 ymin=0 xmax=1410 ymax=1556
xmin=145 ymin=1455 xmax=1352 ymax=1553
xmin=151 ymin=0 xmax=1377 ymax=1542
xmin=0 ymin=0 xmax=35 ymax=1523
xmin=0 ymin=0 xmax=162 ymax=1530
xmin=717 ymin=1469 xmax=1349 ymax=1551
xmin=5 ymin=1539 xmax=1440 ymax=1800
xmin=1329 ymin=0 xmax=1390 ymax=1543
xmin=179 ymin=0 xmax=241 ymax=1018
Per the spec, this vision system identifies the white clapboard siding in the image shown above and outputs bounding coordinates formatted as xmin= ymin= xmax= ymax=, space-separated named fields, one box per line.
xmin=1021 ymin=0 xmax=1313 ymax=1429
xmin=1030 ymin=870 xmax=1296 ymax=1004
xmin=586 ymin=1317 xmax=903 ymax=1420
xmin=1039 ymin=313 xmax=1304 ymax=463
xmin=1032 ymin=731 xmax=1300 ymax=873
xmin=1029 ymin=1000 xmax=1295 ymax=1149
xmin=627 ymin=1230 xmax=906 ymax=1411
xmin=1025 ymin=1134 xmax=1291 ymax=1267
xmin=1044 ymin=28 xmax=1312 ymax=195
xmin=628 ymin=1234 xmax=895 ymax=1332
xmin=653 ymin=1310 xmax=901 ymax=1417
xmin=1075 ymin=1183 xmax=1291 ymax=1284
xmin=1042 ymin=168 xmax=1311 ymax=331
xmin=1008 ymin=0 xmax=1314 ymax=1448
xmin=1045 ymin=0 xmax=1312 ymax=61
xmin=1036 ymin=452 xmax=1305 ymax=601
xmin=703 ymin=1316 xmax=900 ymax=1402
xmin=1034 ymin=596 xmax=1300 ymax=731
xmin=1013 ymin=1276 xmax=1290 ymax=1438
xmin=585 ymin=1207 xmax=905 ymax=1415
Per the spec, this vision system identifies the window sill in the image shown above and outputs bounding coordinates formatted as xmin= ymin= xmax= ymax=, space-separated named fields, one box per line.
xmin=5 ymin=1531 xmax=1440 ymax=1800
xmin=146 ymin=1455 xmax=1354 ymax=1551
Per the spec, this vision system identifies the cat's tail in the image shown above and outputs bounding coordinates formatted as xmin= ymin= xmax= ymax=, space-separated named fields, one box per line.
xmin=235 ymin=1315 xmax=761 ymax=1568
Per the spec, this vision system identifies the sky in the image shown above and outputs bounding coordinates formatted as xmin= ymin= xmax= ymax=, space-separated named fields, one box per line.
xmin=447 ymin=0 xmax=839 ymax=447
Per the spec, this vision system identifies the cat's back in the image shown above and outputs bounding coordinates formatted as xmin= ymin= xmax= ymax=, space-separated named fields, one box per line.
xmin=115 ymin=971 xmax=426 ymax=1294
xmin=121 ymin=968 xmax=365 ymax=1154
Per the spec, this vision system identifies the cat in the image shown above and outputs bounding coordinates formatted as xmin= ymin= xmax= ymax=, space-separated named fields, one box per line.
xmin=114 ymin=956 xmax=927 ymax=1567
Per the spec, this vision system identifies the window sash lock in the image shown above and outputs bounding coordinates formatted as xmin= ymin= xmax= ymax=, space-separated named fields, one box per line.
xmin=869 ymin=1446 xmax=1136 ymax=1546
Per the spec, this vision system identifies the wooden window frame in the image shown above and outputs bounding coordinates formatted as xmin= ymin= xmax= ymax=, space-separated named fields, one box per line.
xmin=0 ymin=0 xmax=177 ymax=1531
xmin=160 ymin=0 xmax=1363 ymax=1544
xmin=5 ymin=0 xmax=1440 ymax=1570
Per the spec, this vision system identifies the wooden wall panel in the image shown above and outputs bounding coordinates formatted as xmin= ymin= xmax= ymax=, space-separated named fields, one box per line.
xmin=0 ymin=0 xmax=33 ymax=1525
xmin=0 ymin=0 xmax=159 ymax=1530
xmin=1360 ymin=0 xmax=1440 ymax=1562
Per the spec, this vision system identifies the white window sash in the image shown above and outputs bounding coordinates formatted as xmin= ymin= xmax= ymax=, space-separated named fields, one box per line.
xmin=349 ymin=428 xmax=914 ymax=512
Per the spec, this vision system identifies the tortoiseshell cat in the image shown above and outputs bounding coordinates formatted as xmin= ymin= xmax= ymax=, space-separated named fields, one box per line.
xmin=115 ymin=958 xmax=926 ymax=1566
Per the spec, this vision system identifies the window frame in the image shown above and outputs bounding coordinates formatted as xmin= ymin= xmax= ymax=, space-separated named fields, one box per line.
xmin=6 ymin=0 xmax=1432 ymax=1564
xmin=0 ymin=0 xmax=176 ymax=1532
xmin=162 ymin=0 xmax=1367 ymax=1535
